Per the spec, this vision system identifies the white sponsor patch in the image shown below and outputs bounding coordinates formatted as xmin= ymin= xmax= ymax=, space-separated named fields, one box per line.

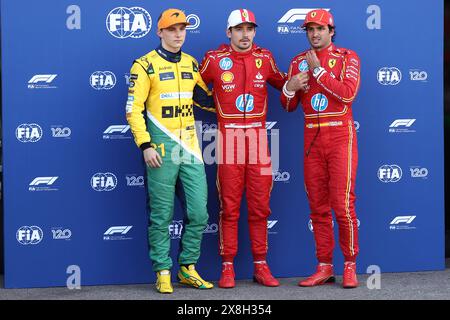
xmin=160 ymin=92 xmax=193 ymax=99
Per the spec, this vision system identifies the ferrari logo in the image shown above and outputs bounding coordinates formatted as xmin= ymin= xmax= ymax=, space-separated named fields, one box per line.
xmin=311 ymin=12 xmax=317 ymax=18
xmin=255 ymin=59 xmax=262 ymax=69
xmin=328 ymin=59 xmax=336 ymax=68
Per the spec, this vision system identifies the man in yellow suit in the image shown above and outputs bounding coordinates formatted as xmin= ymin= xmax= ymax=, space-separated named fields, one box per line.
xmin=126 ymin=8 xmax=215 ymax=294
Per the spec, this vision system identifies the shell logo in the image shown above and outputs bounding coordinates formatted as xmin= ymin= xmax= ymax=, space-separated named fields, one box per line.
xmin=221 ymin=72 xmax=234 ymax=83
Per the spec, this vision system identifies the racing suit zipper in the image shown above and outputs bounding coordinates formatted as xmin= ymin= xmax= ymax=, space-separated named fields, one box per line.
xmin=243 ymin=59 xmax=248 ymax=165
xmin=176 ymin=62 xmax=182 ymax=142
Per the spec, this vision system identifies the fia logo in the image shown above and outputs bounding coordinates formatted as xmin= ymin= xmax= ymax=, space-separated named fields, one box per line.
xmin=106 ymin=7 xmax=152 ymax=39
xmin=90 ymin=71 xmax=116 ymax=90
xmin=91 ymin=173 xmax=118 ymax=191
xmin=16 ymin=124 xmax=43 ymax=143
xmin=169 ymin=221 xmax=183 ymax=239
xmin=378 ymin=165 xmax=402 ymax=183
xmin=377 ymin=67 xmax=401 ymax=85
xmin=17 ymin=226 xmax=43 ymax=245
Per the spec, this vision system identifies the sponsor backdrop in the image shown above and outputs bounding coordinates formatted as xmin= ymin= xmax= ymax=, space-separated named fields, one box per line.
xmin=1 ymin=0 xmax=444 ymax=288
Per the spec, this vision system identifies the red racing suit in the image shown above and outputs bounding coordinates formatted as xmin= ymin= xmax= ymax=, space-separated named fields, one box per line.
xmin=200 ymin=44 xmax=286 ymax=262
xmin=280 ymin=43 xmax=360 ymax=263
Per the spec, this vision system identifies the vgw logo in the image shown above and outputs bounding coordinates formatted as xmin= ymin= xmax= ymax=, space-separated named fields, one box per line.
xmin=16 ymin=124 xmax=43 ymax=143
xmin=389 ymin=216 xmax=416 ymax=230
xmin=29 ymin=177 xmax=59 ymax=192
xmin=169 ymin=221 xmax=183 ymax=239
xmin=91 ymin=172 xmax=117 ymax=191
xmin=378 ymin=165 xmax=402 ymax=183
xmin=277 ymin=8 xmax=330 ymax=34
xmin=90 ymin=71 xmax=116 ymax=90
xmin=103 ymin=125 xmax=131 ymax=139
xmin=28 ymin=74 xmax=57 ymax=89
xmin=377 ymin=67 xmax=401 ymax=85
xmin=389 ymin=119 xmax=416 ymax=133
xmin=17 ymin=226 xmax=43 ymax=245
xmin=106 ymin=7 xmax=152 ymax=39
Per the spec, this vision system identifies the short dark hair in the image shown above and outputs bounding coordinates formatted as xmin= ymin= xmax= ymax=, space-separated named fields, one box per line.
xmin=329 ymin=26 xmax=336 ymax=42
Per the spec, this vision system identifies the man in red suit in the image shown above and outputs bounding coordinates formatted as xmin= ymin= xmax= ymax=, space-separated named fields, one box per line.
xmin=200 ymin=9 xmax=286 ymax=288
xmin=280 ymin=9 xmax=361 ymax=288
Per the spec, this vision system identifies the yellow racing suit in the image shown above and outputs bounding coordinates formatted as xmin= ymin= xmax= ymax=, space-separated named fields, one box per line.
xmin=126 ymin=45 xmax=214 ymax=272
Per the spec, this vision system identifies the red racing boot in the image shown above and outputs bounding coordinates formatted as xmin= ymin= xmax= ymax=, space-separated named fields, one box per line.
xmin=253 ymin=261 xmax=280 ymax=287
xmin=342 ymin=262 xmax=358 ymax=288
xmin=218 ymin=263 xmax=235 ymax=288
xmin=299 ymin=264 xmax=335 ymax=287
